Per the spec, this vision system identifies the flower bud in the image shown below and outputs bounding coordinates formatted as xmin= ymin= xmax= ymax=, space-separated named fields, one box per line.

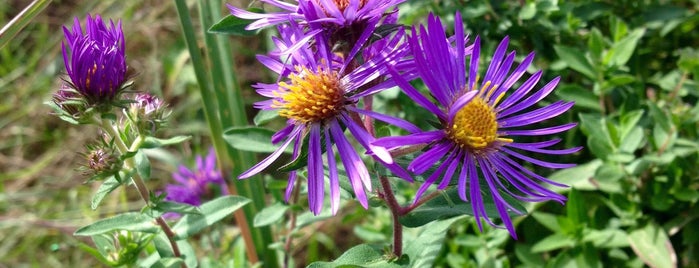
xmin=62 ymin=14 xmax=127 ymax=106
xmin=51 ymin=84 xmax=84 ymax=116
xmin=127 ymin=93 xmax=168 ymax=134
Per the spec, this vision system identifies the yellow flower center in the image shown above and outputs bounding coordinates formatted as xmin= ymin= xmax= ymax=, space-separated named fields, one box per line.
xmin=447 ymin=81 xmax=512 ymax=152
xmin=273 ymin=66 xmax=345 ymax=124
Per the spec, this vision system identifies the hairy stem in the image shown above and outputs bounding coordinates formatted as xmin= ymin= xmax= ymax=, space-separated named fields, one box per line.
xmin=379 ymin=175 xmax=403 ymax=257
xmin=100 ymin=119 xmax=182 ymax=260
xmin=283 ymin=179 xmax=302 ymax=268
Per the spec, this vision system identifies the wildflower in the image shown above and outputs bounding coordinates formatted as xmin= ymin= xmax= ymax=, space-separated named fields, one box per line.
xmin=227 ymin=0 xmax=404 ymax=53
xmin=239 ymin=24 xmax=414 ymax=215
xmin=127 ymin=93 xmax=168 ymax=134
xmin=374 ymin=13 xmax=581 ymax=238
xmin=81 ymin=139 xmax=121 ymax=181
xmin=164 ymin=149 xmax=228 ymax=207
xmin=62 ymin=14 xmax=127 ymax=105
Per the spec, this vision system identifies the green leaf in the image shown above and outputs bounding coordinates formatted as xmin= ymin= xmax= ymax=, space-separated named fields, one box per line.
xmin=208 ymin=14 xmax=261 ymax=36
xmin=151 ymin=201 xmax=202 ymax=216
xmin=253 ymin=109 xmax=279 ymax=126
xmin=606 ymin=28 xmax=645 ymax=66
xmin=628 ymin=222 xmax=677 ymax=268
xmin=399 ymin=188 xmax=525 ymax=228
xmin=587 ymin=28 xmax=605 ymax=61
xmin=518 ymin=2 xmax=537 ymax=20
xmin=531 ymin=212 xmax=562 ymax=232
xmin=555 ymin=84 xmax=602 ymax=111
xmin=531 ymin=233 xmax=575 ymax=253
xmin=74 ymin=213 xmax=160 ymax=236
xmin=91 ymin=176 xmax=122 ymax=210
xmin=566 ymin=188 xmax=588 ymax=225
xmin=253 ymin=202 xmax=289 ymax=227
xmin=353 ymin=226 xmax=387 ymax=243
xmin=579 ymin=113 xmax=616 ymax=159
xmin=134 ymin=150 xmax=151 ymax=181
xmin=223 ymin=126 xmax=290 ymax=153
xmin=546 ymin=159 xmax=602 ymax=191
xmin=172 ymin=195 xmax=250 ymax=239
xmin=78 ymin=242 xmax=115 ymax=266
xmin=141 ymin=136 xmax=191 ymax=149
xmin=619 ymin=127 xmax=644 ymax=153
xmin=404 ymin=217 xmax=464 ymax=268
xmin=515 ymin=244 xmax=545 ymax=267
xmin=306 ymin=244 xmax=404 ymax=268
xmin=583 ymin=228 xmax=629 ymax=248
xmin=554 ymin=45 xmax=597 ymax=79
xmin=0 ymin=0 xmax=51 ymax=50
xmin=153 ymin=258 xmax=184 ymax=268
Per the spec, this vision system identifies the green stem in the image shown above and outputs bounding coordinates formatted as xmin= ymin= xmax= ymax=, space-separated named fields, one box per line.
xmin=174 ymin=1 xmax=277 ymax=266
xmin=99 ymin=119 xmax=182 ymax=260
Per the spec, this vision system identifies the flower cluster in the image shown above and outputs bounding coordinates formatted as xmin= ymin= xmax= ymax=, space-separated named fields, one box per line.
xmin=230 ymin=1 xmax=579 ymax=238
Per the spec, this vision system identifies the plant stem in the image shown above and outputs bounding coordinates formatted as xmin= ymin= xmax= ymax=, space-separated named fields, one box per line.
xmin=379 ymin=175 xmax=402 ymax=257
xmin=100 ymin=119 xmax=182 ymax=260
xmin=283 ymin=179 xmax=302 ymax=268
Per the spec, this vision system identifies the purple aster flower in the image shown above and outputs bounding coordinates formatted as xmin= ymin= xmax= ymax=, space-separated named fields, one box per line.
xmin=239 ymin=23 xmax=415 ymax=215
xmin=227 ymin=0 xmax=404 ymax=53
xmin=62 ymin=14 xmax=127 ymax=104
xmin=165 ymin=149 xmax=229 ymax=208
xmin=374 ymin=13 xmax=581 ymax=238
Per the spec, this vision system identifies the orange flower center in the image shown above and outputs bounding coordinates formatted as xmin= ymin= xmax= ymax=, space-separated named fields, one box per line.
xmin=273 ymin=66 xmax=345 ymax=124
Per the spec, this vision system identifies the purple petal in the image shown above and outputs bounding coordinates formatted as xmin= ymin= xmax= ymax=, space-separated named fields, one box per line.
xmin=373 ymin=130 xmax=444 ymax=148
xmin=408 ymin=142 xmax=453 ymax=174
xmin=340 ymin=113 xmax=392 ymax=164
xmin=330 ymin=122 xmax=370 ymax=208
xmin=503 ymin=123 xmax=577 ymax=136
xmin=447 ymin=90 xmax=478 ymax=123
xmin=307 ymin=124 xmax=325 ymax=215
xmin=324 ymin=130 xmax=341 ymax=215
xmin=347 ymin=106 xmax=421 ymax=133
xmin=239 ymin=126 xmax=303 ymax=179
xmin=500 ymin=147 xmax=576 ymax=169
xmin=499 ymin=100 xmax=574 ymax=128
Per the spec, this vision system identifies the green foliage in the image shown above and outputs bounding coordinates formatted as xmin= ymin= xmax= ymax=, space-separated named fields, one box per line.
xmin=223 ymin=126 xmax=290 ymax=153
xmin=399 ymin=188 xmax=525 ymax=228
xmin=208 ymin=13 xmax=262 ymax=36
xmin=172 ymin=195 xmax=251 ymax=239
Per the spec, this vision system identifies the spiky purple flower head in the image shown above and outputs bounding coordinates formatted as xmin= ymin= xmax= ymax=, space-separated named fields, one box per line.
xmin=239 ymin=23 xmax=415 ymax=216
xmin=62 ymin=14 xmax=127 ymax=104
xmin=164 ymin=149 xmax=228 ymax=207
xmin=375 ymin=13 xmax=581 ymax=238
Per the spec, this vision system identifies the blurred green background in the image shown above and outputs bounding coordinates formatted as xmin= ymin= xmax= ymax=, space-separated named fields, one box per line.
xmin=2 ymin=0 xmax=699 ymax=267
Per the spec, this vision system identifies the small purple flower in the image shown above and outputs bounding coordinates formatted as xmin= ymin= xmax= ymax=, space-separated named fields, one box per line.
xmin=131 ymin=93 xmax=164 ymax=116
xmin=164 ymin=149 xmax=228 ymax=207
xmin=62 ymin=14 xmax=127 ymax=104
xmin=240 ymin=24 xmax=414 ymax=215
xmin=375 ymin=13 xmax=581 ymax=238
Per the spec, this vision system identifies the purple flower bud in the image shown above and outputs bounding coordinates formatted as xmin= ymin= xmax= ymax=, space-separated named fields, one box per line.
xmin=62 ymin=14 xmax=127 ymax=104
xmin=131 ymin=93 xmax=164 ymax=116
xmin=51 ymin=84 xmax=83 ymax=116
xmin=84 ymin=147 xmax=121 ymax=177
